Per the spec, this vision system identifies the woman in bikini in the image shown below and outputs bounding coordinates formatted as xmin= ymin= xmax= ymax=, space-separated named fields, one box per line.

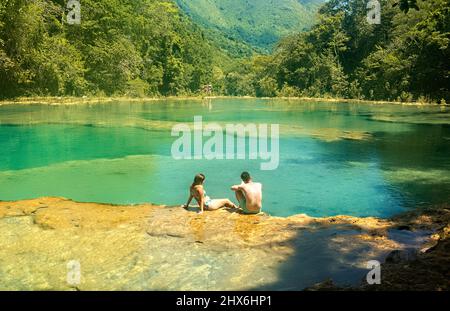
xmin=183 ymin=174 xmax=237 ymax=214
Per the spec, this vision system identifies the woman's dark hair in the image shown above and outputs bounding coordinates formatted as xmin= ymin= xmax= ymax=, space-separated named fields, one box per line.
xmin=241 ymin=171 xmax=251 ymax=182
xmin=192 ymin=173 xmax=206 ymax=186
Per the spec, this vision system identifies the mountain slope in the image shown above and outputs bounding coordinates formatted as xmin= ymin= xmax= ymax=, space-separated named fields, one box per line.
xmin=0 ymin=0 xmax=221 ymax=97
xmin=175 ymin=0 xmax=325 ymax=54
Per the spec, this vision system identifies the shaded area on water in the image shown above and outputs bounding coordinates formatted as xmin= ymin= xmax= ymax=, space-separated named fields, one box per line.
xmin=250 ymin=226 xmax=432 ymax=290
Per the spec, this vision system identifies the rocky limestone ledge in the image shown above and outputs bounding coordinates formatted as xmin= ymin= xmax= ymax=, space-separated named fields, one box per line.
xmin=0 ymin=197 xmax=448 ymax=291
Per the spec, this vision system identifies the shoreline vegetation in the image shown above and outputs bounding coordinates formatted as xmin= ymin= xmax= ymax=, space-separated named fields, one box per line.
xmin=1 ymin=0 xmax=448 ymax=103
xmin=0 ymin=197 xmax=448 ymax=290
xmin=0 ymin=0 xmax=448 ymax=291
xmin=1 ymin=96 xmax=449 ymax=107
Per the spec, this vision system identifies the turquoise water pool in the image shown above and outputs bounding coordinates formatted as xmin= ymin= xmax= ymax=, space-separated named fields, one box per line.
xmin=0 ymin=99 xmax=449 ymax=217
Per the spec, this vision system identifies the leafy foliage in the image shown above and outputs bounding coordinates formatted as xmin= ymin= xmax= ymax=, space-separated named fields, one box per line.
xmin=1 ymin=0 xmax=448 ymax=102
xmin=0 ymin=0 xmax=216 ymax=97
xmin=226 ymin=0 xmax=449 ymax=101
xmin=175 ymin=0 xmax=325 ymax=55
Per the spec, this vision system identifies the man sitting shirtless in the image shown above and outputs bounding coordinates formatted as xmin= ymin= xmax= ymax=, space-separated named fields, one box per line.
xmin=231 ymin=172 xmax=263 ymax=214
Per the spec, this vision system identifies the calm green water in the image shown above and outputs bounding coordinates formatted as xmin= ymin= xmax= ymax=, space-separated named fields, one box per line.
xmin=0 ymin=99 xmax=449 ymax=217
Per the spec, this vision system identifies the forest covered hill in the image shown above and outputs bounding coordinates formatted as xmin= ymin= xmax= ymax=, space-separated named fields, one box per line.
xmin=175 ymin=0 xmax=325 ymax=55
xmin=0 ymin=0 xmax=448 ymax=102
xmin=0 ymin=0 xmax=220 ymax=97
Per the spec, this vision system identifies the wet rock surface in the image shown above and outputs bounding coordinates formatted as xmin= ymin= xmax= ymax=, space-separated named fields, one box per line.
xmin=0 ymin=198 xmax=447 ymax=290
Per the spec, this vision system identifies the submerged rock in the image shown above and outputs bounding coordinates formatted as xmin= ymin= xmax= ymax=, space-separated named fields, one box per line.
xmin=0 ymin=197 xmax=445 ymax=291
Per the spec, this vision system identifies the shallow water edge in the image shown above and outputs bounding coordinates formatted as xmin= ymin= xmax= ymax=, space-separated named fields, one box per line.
xmin=0 ymin=96 xmax=447 ymax=107
xmin=0 ymin=197 xmax=447 ymax=291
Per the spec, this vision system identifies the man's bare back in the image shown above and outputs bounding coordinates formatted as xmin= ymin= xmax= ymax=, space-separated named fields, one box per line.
xmin=231 ymin=172 xmax=262 ymax=214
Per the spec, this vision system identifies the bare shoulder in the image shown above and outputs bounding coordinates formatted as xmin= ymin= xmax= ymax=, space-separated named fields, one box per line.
xmin=253 ymin=182 xmax=262 ymax=189
xmin=244 ymin=182 xmax=262 ymax=192
xmin=191 ymin=185 xmax=203 ymax=195
xmin=194 ymin=185 xmax=204 ymax=192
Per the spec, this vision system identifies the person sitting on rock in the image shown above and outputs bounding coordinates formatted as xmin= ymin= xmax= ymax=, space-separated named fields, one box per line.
xmin=231 ymin=172 xmax=263 ymax=215
xmin=183 ymin=173 xmax=237 ymax=214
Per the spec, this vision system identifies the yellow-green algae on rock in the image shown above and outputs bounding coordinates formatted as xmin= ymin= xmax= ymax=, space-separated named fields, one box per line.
xmin=0 ymin=197 xmax=442 ymax=290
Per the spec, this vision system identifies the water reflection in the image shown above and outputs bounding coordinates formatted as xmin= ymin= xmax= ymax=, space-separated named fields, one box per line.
xmin=0 ymin=99 xmax=448 ymax=217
